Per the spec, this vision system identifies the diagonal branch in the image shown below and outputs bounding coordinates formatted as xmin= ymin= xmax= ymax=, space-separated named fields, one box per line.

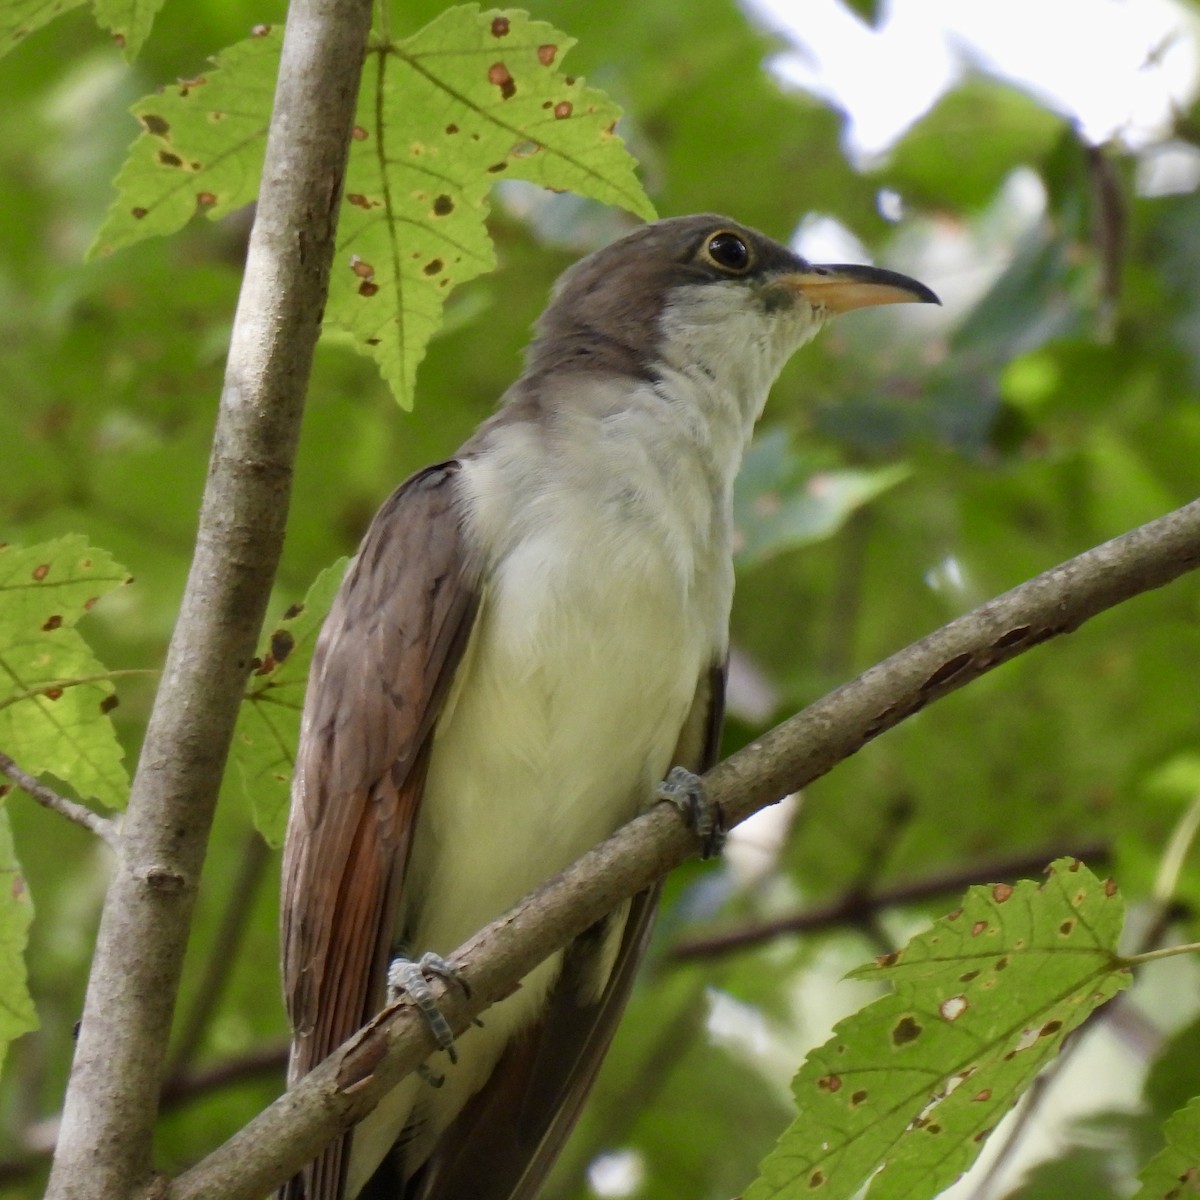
xmin=44 ymin=2 xmax=375 ymax=1197
xmin=171 ymin=497 xmax=1200 ymax=1200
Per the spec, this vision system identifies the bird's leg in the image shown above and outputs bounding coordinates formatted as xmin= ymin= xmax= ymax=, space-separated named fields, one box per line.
xmin=387 ymin=951 xmax=471 ymax=1085
xmin=656 ymin=766 xmax=725 ymax=859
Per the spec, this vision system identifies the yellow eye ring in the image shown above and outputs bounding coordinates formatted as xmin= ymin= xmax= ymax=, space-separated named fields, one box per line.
xmin=702 ymin=230 xmax=753 ymax=274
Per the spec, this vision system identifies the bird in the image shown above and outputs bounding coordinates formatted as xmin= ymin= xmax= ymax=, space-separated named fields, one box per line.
xmin=280 ymin=213 xmax=938 ymax=1200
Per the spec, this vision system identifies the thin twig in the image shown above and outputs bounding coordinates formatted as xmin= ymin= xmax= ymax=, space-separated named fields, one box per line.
xmin=668 ymin=840 xmax=1110 ymax=961
xmin=0 ymin=751 xmax=118 ymax=848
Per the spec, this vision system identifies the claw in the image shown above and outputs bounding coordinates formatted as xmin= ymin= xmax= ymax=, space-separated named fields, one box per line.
xmin=656 ymin=766 xmax=725 ymax=859
xmin=387 ymin=951 xmax=470 ymax=1067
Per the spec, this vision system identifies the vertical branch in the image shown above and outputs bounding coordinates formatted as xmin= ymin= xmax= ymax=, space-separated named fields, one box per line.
xmin=45 ymin=2 xmax=374 ymax=1196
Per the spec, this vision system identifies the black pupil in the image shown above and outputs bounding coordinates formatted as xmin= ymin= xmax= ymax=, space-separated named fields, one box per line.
xmin=708 ymin=233 xmax=749 ymax=271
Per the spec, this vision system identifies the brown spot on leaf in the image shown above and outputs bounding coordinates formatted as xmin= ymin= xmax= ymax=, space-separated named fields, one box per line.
xmin=423 ymin=258 xmax=444 ymax=276
xmin=1068 ymin=859 xmax=1082 ymax=872
xmin=959 ymin=970 xmax=979 ymax=982
xmin=817 ymin=1074 xmax=841 ymax=1092
xmin=177 ymin=76 xmax=207 ymax=95
xmin=487 ymin=161 xmax=508 ymax=173
xmin=1039 ymin=1020 xmax=1063 ymax=1038
xmin=283 ymin=602 xmax=303 ymax=620
xmin=32 ymin=564 xmax=49 ymax=581
xmin=939 ymin=995 xmax=968 ymax=1021
xmin=113 ymin=31 xmax=126 ymax=48
xmin=140 ymin=113 xmax=170 ymax=136
xmin=350 ymin=255 xmax=375 ymax=279
xmin=359 ymin=281 xmax=379 ymax=297
xmin=892 ymin=1016 xmax=922 ymax=1046
xmin=270 ymin=629 xmax=294 ymax=664
xmin=994 ymin=956 xmax=1009 ymax=971
xmin=210 ymin=111 xmax=224 ymax=121
xmin=445 ymin=123 xmax=459 ymax=134
xmin=491 ymin=15 xmax=510 ymax=36
xmin=538 ymin=43 xmax=557 ymax=65
xmin=971 ymin=921 xmax=988 ymax=937
xmin=42 ymin=615 xmax=62 ymax=631
xmin=252 ymin=23 xmax=272 ymax=36
xmin=346 ymin=193 xmax=379 ymax=210
xmin=947 ymin=908 xmax=962 ymax=921
xmin=554 ymin=101 xmax=573 ymax=119
xmin=974 ymin=1127 xmax=992 ymax=1143
xmin=44 ymin=688 xmax=63 ymax=701
xmin=158 ymin=150 xmax=183 ymax=168
xmin=197 ymin=192 xmax=217 ymax=206
xmin=100 ymin=694 xmax=119 ymax=714
xmin=564 ymin=75 xmax=576 ymax=85
xmin=488 ymin=63 xmax=516 ymax=99
xmin=808 ymin=1170 xmax=825 ymax=1189
xmin=875 ymin=950 xmax=899 ymax=967
xmin=366 ymin=337 xmax=380 ymax=345
xmin=850 ymin=1089 xmax=868 ymax=1107
xmin=351 ymin=125 xmax=368 ymax=141
xmin=1059 ymin=919 xmax=1076 ymax=936
xmin=1105 ymin=877 xmax=1117 ymax=897
xmin=973 ymin=1089 xmax=992 ymax=1102
xmin=433 ymin=194 xmax=454 ymax=216
xmin=992 ymin=883 xmax=1013 ymax=902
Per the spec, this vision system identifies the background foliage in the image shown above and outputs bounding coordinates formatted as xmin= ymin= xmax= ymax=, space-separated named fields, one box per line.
xmin=2 ymin=0 xmax=1200 ymax=1197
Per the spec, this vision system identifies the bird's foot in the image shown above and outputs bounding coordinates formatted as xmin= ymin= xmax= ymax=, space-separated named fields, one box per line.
xmin=656 ymin=766 xmax=725 ymax=859
xmin=387 ymin=951 xmax=471 ymax=1072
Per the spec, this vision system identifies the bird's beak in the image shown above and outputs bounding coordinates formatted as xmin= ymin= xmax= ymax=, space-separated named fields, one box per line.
xmin=780 ymin=263 xmax=940 ymax=314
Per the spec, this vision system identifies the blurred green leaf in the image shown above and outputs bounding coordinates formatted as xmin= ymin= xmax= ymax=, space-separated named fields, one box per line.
xmin=232 ymin=560 xmax=347 ymax=847
xmin=1133 ymin=1095 xmax=1200 ymax=1200
xmin=0 ymin=0 xmax=87 ymax=59
xmin=0 ymin=538 xmax=132 ymax=810
xmin=92 ymin=0 xmax=164 ymax=59
xmin=0 ymin=807 xmax=37 ymax=1075
xmin=882 ymin=79 xmax=1065 ymax=213
xmin=735 ymin=427 xmax=911 ymax=565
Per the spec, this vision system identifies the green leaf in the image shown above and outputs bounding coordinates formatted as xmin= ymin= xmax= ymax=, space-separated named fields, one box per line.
xmin=231 ymin=561 xmax=346 ymax=847
xmin=881 ymin=79 xmax=1065 ymax=213
xmin=332 ymin=5 xmax=654 ymax=405
xmin=91 ymin=6 xmax=654 ymax=407
xmin=0 ymin=0 xmax=87 ymax=59
xmin=0 ymin=537 xmax=132 ymax=810
xmin=746 ymin=859 xmax=1129 ymax=1200
xmin=1133 ymin=1095 xmax=1200 ymax=1199
xmin=90 ymin=25 xmax=280 ymax=257
xmin=0 ymin=806 xmax=36 ymax=1074
xmin=733 ymin=427 xmax=911 ymax=565
xmin=93 ymin=0 xmax=166 ymax=60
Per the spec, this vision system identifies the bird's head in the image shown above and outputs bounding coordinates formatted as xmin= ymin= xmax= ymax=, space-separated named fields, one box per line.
xmin=525 ymin=215 xmax=938 ymax=417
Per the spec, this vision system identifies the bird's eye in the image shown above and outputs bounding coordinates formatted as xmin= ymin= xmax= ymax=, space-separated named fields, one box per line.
xmin=704 ymin=231 xmax=752 ymax=274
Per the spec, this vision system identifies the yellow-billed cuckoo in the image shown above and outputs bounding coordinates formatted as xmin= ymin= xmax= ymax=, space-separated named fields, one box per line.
xmin=281 ymin=214 xmax=938 ymax=1200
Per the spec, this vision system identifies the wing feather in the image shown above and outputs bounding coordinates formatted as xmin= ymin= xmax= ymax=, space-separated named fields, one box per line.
xmin=280 ymin=462 xmax=481 ymax=1200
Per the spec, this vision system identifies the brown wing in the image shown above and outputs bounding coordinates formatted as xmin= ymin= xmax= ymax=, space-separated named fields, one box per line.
xmin=280 ymin=462 xmax=482 ymax=1200
xmin=398 ymin=661 xmax=728 ymax=1200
